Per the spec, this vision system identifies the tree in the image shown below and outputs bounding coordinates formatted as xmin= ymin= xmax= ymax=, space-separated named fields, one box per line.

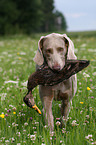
xmin=14 ymin=0 xmax=43 ymax=33
xmin=0 ymin=0 xmax=67 ymax=34
xmin=41 ymin=0 xmax=55 ymax=32
xmin=0 ymin=0 xmax=19 ymax=34
xmin=54 ymin=10 xmax=67 ymax=31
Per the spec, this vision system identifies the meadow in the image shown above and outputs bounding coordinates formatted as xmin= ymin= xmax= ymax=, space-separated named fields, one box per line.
xmin=0 ymin=31 xmax=96 ymax=145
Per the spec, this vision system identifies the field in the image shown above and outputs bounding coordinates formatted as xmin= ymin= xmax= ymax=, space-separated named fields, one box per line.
xmin=0 ymin=31 xmax=96 ymax=145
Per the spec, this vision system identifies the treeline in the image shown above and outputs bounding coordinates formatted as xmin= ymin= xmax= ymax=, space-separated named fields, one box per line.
xmin=0 ymin=0 xmax=67 ymax=35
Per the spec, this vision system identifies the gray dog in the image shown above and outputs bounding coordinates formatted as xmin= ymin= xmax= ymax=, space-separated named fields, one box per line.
xmin=33 ymin=33 xmax=77 ymax=131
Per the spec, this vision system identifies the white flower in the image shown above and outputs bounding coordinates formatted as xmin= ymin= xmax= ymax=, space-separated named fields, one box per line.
xmin=12 ymin=122 xmax=18 ymax=127
xmin=88 ymin=134 xmax=92 ymax=139
xmin=71 ymin=120 xmax=76 ymax=126
xmin=30 ymin=135 xmax=36 ymax=140
xmin=21 ymin=81 xmax=27 ymax=87
xmin=11 ymin=138 xmax=15 ymax=141
xmin=50 ymin=131 xmax=55 ymax=136
xmin=0 ymin=93 xmax=7 ymax=101
xmin=2 ymin=51 xmax=8 ymax=55
xmin=86 ymin=115 xmax=89 ymax=119
xmin=88 ymin=49 xmax=96 ymax=52
xmin=56 ymin=121 xmax=61 ymax=126
xmin=93 ymin=72 xmax=96 ymax=76
xmin=44 ymin=125 xmax=48 ymax=128
xmin=16 ymin=132 xmax=21 ymax=137
xmin=89 ymin=107 xmax=93 ymax=111
xmin=0 ymin=67 xmax=3 ymax=72
xmin=9 ymin=105 xmax=14 ymax=108
xmin=20 ymin=52 xmax=26 ymax=55
xmin=60 ymin=140 xmax=63 ymax=143
xmin=5 ymin=140 xmax=10 ymax=142
xmin=85 ymin=134 xmax=92 ymax=139
xmin=91 ymin=141 xmax=96 ymax=144
xmin=24 ymin=122 xmax=28 ymax=126
xmin=17 ymin=143 xmax=21 ymax=145
xmin=71 ymin=120 xmax=79 ymax=126
xmin=83 ymin=72 xmax=90 ymax=78
xmin=81 ymin=43 xmax=86 ymax=47
xmin=12 ymin=61 xmax=17 ymax=65
xmin=22 ymin=104 xmax=25 ymax=106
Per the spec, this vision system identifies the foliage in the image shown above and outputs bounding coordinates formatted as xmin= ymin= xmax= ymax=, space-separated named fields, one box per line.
xmin=0 ymin=0 xmax=67 ymax=34
xmin=0 ymin=0 xmax=19 ymax=34
xmin=0 ymin=31 xmax=96 ymax=144
xmin=54 ymin=10 xmax=67 ymax=31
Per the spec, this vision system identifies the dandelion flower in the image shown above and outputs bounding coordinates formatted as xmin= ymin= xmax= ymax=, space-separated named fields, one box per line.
xmin=19 ymin=57 xmax=21 ymax=60
xmin=13 ymin=112 xmax=16 ymax=114
xmin=80 ymin=102 xmax=84 ymax=104
xmin=17 ymin=52 xmax=20 ymax=55
xmin=87 ymin=87 xmax=91 ymax=91
xmin=0 ymin=114 xmax=5 ymax=118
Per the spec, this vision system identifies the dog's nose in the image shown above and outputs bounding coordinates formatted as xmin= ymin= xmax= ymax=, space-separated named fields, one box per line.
xmin=52 ymin=63 xmax=61 ymax=71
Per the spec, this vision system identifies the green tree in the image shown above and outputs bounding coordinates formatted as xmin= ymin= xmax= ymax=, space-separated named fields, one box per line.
xmin=14 ymin=0 xmax=43 ymax=33
xmin=0 ymin=0 xmax=67 ymax=34
xmin=54 ymin=10 xmax=67 ymax=31
xmin=41 ymin=0 xmax=55 ymax=32
xmin=0 ymin=0 xmax=19 ymax=34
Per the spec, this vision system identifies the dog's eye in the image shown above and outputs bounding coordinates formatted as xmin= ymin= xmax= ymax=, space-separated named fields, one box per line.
xmin=46 ymin=48 xmax=53 ymax=54
xmin=57 ymin=47 xmax=64 ymax=52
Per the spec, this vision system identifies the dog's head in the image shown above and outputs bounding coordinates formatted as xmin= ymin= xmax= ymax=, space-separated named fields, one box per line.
xmin=33 ymin=33 xmax=77 ymax=71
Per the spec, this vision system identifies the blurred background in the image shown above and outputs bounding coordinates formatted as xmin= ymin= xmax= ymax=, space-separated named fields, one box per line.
xmin=0 ymin=0 xmax=96 ymax=35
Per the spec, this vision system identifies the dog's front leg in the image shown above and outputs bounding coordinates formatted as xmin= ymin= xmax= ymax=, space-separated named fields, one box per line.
xmin=43 ymin=96 xmax=54 ymax=131
xmin=39 ymin=86 xmax=54 ymax=131
xmin=60 ymin=92 xmax=72 ymax=127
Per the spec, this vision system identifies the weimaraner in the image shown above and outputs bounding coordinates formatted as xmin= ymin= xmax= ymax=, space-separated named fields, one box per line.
xmin=33 ymin=33 xmax=77 ymax=131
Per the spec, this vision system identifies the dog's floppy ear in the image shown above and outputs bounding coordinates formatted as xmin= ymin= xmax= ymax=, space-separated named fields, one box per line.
xmin=33 ymin=36 xmax=45 ymax=66
xmin=63 ymin=34 xmax=77 ymax=59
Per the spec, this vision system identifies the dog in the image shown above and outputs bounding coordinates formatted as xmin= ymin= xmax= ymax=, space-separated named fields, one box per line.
xmin=33 ymin=33 xmax=77 ymax=131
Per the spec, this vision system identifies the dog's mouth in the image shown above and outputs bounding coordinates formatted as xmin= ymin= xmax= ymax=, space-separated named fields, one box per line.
xmin=50 ymin=65 xmax=65 ymax=73
xmin=52 ymin=66 xmax=61 ymax=72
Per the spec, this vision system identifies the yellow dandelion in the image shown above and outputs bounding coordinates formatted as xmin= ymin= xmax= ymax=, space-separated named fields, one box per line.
xmin=87 ymin=87 xmax=91 ymax=91
xmin=80 ymin=102 xmax=84 ymax=104
xmin=17 ymin=52 xmax=20 ymax=55
xmin=18 ymin=57 xmax=21 ymax=60
xmin=0 ymin=114 xmax=5 ymax=118
xmin=13 ymin=112 xmax=16 ymax=114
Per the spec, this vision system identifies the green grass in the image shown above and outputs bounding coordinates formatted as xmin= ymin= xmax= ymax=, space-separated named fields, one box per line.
xmin=0 ymin=31 xmax=96 ymax=145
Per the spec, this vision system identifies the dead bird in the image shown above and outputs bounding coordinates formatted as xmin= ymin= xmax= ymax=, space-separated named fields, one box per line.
xmin=24 ymin=59 xmax=89 ymax=114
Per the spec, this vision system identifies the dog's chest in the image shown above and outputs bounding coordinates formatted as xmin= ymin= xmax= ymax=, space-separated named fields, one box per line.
xmin=52 ymin=79 xmax=72 ymax=100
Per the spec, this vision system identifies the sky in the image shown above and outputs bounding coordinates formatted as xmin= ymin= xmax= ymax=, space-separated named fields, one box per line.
xmin=54 ymin=0 xmax=96 ymax=32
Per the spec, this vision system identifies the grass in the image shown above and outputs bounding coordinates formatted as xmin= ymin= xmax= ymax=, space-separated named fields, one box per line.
xmin=0 ymin=31 xmax=96 ymax=145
